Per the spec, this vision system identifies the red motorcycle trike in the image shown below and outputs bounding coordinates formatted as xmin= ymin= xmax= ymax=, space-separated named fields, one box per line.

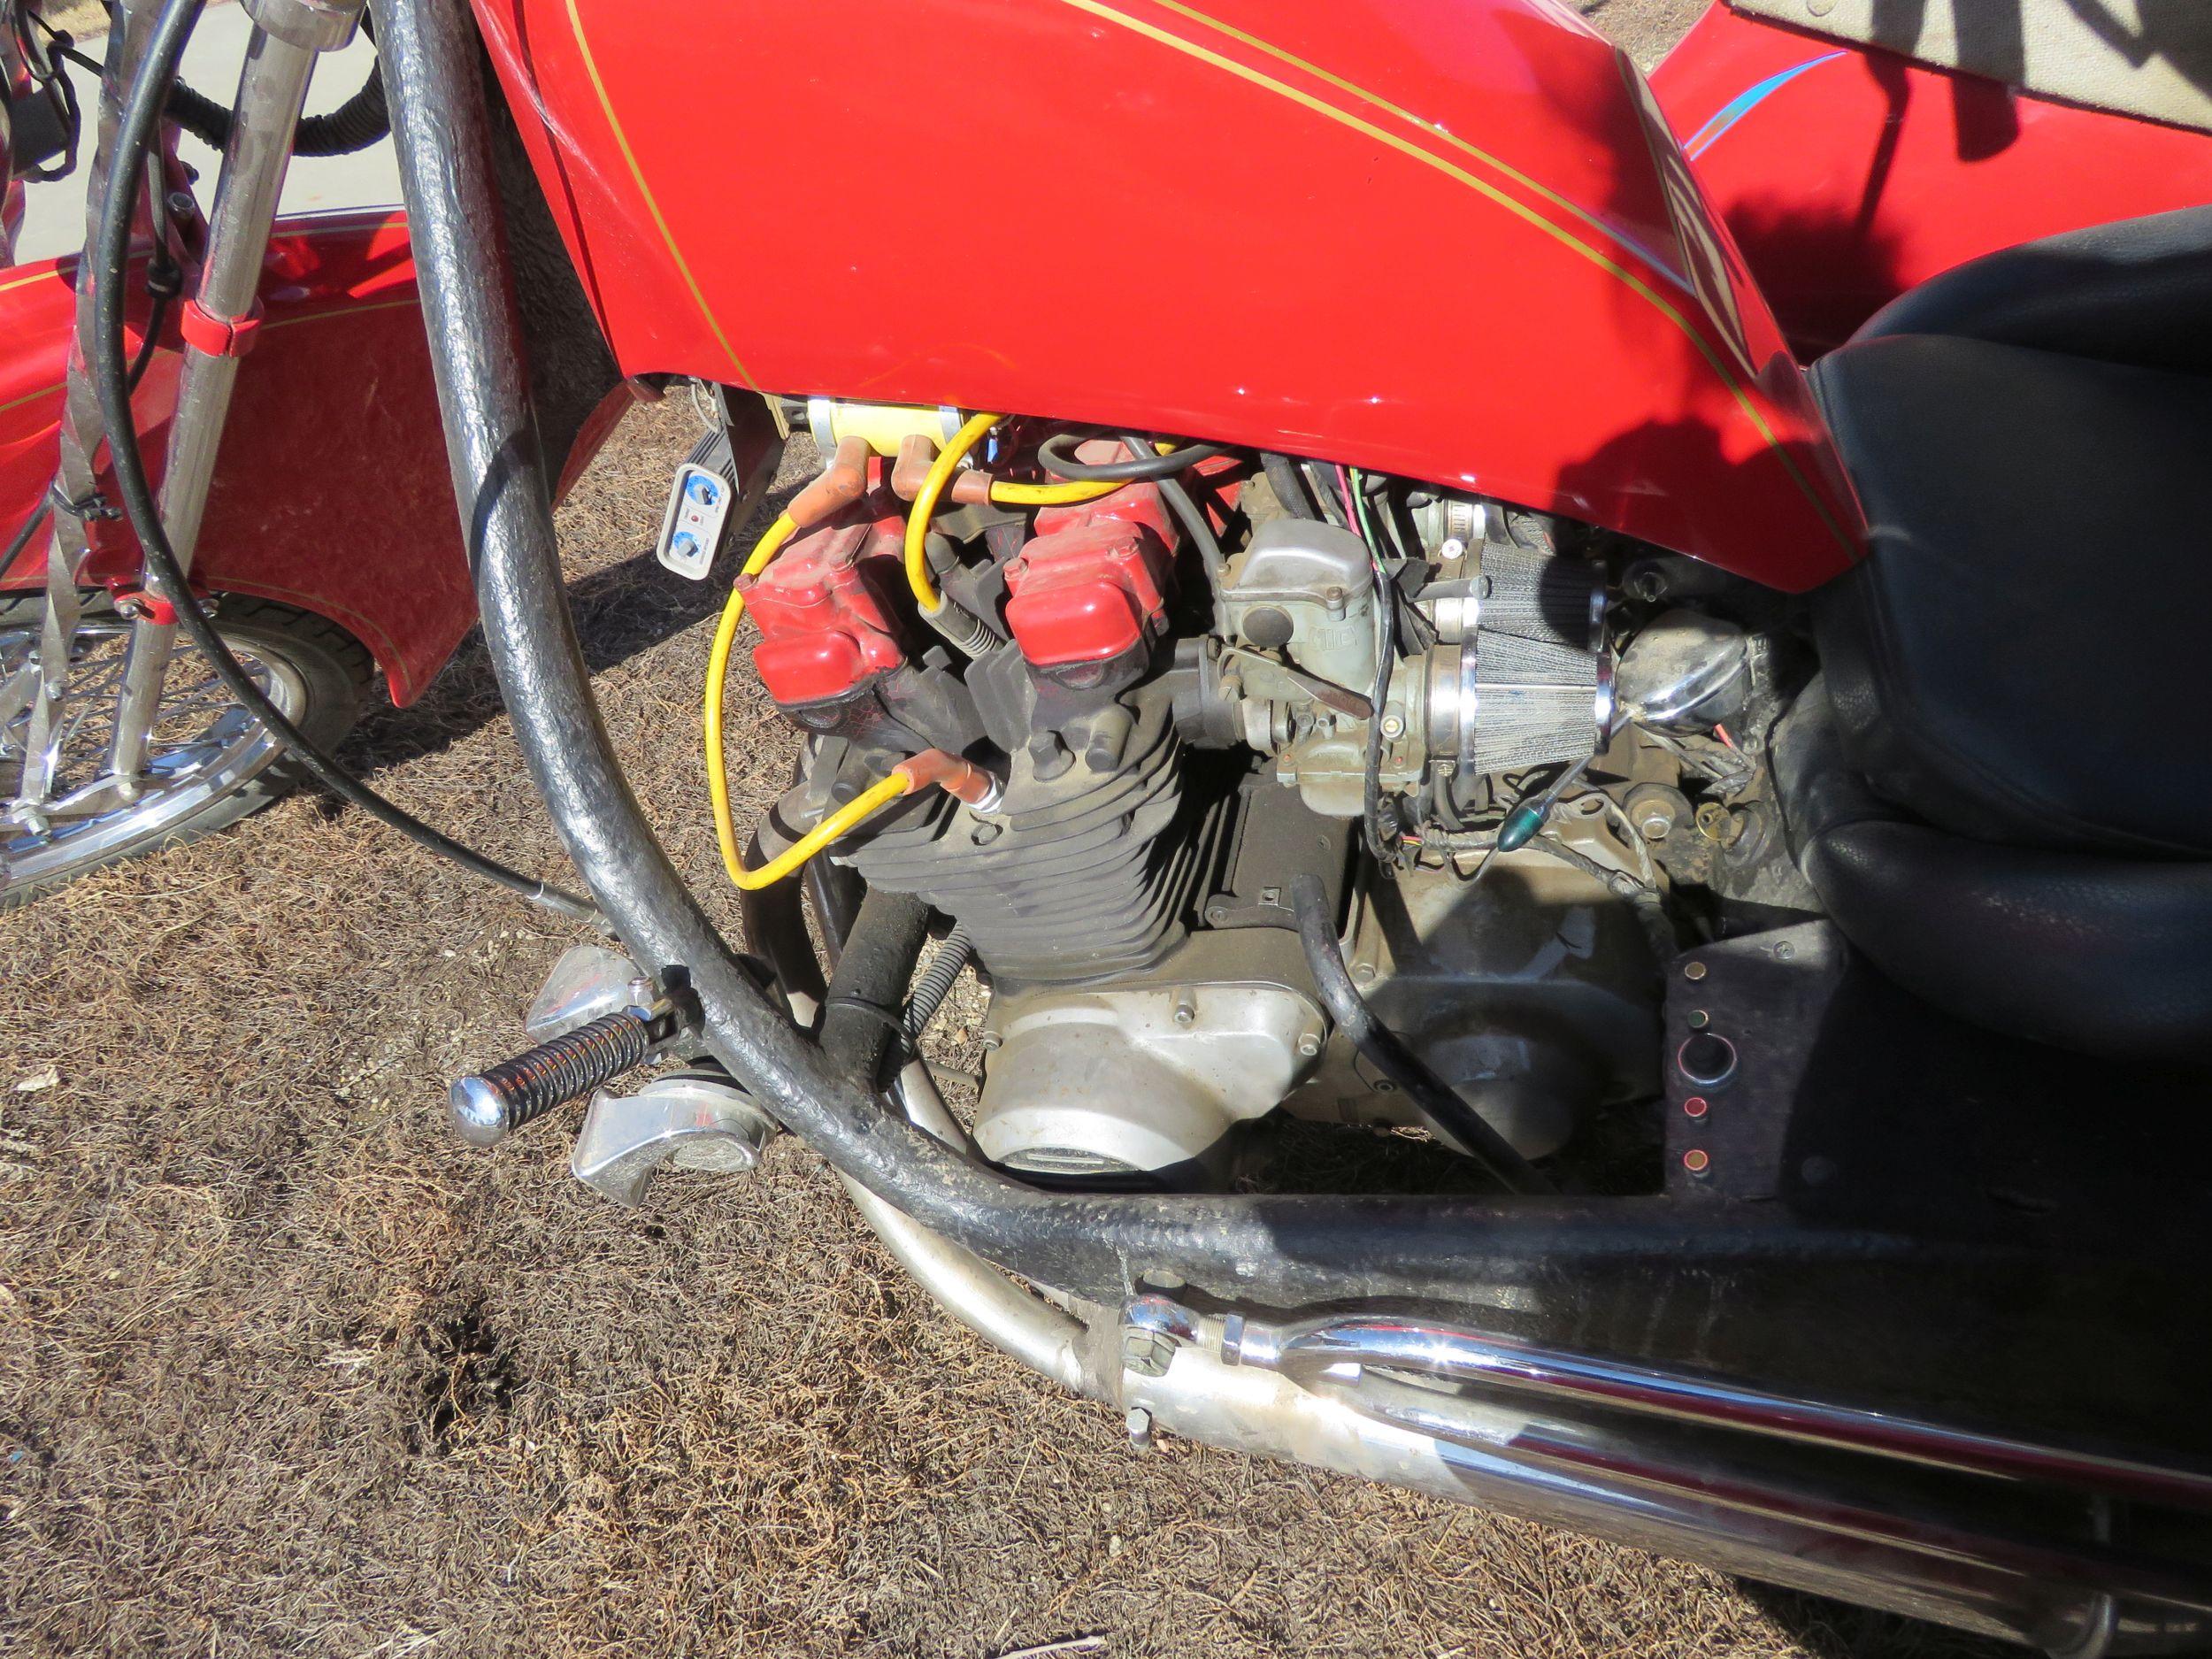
xmin=7 ymin=0 xmax=2211 ymax=1643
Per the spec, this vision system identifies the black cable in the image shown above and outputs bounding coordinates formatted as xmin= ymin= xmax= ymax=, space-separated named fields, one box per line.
xmin=21 ymin=19 xmax=85 ymax=181
xmin=1287 ymin=872 xmax=1548 ymax=1194
xmin=1038 ymin=428 xmax=1225 ymax=483
xmin=1118 ymin=430 xmax=1228 ymax=633
xmin=1345 ymin=469 xmax=1400 ymax=870
xmin=127 ymin=288 xmax=172 ymax=390
xmin=86 ymin=0 xmax=598 ymax=925
xmin=3 ymin=501 xmax=53 ymax=570
xmin=1261 ymin=451 xmax=1319 ymax=518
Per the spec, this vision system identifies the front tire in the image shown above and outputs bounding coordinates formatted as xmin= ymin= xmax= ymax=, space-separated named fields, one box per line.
xmin=0 ymin=591 xmax=373 ymax=908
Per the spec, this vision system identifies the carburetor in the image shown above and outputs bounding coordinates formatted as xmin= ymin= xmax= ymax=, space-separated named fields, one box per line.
xmin=1217 ymin=509 xmax=1614 ymax=818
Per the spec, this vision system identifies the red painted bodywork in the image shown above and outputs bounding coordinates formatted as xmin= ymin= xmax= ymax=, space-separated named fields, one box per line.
xmin=1655 ymin=4 xmax=2212 ymax=358
xmin=0 ymin=212 xmax=475 ymax=704
xmin=8 ymin=0 xmax=2199 ymax=696
xmin=471 ymin=0 xmax=1864 ymax=592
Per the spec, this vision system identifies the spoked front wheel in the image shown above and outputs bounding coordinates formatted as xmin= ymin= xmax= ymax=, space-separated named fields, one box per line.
xmin=0 ymin=592 xmax=371 ymax=907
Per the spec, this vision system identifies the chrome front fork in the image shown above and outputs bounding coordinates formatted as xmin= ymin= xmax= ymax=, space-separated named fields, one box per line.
xmin=102 ymin=0 xmax=365 ymax=787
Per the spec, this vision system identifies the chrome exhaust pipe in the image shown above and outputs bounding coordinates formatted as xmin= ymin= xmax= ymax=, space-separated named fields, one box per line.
xmin=1114 ymin=1300 xmax=2212 ymax=1656
xmin=833 ymin=1199 xmax=2212 ymax=1656
xmin=833 ymin=1187 xmax=2212 ymax=1653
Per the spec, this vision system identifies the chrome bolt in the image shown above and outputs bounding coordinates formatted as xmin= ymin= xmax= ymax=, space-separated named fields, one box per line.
xmin=1296 ymin=1032 xmax=1322 ymax=1058
xmin=1125 ymin=1407 xmax=1155 ymax=1451
xmin=1172 ymin=990 xmax=1197 ymax=1028
xmin=1353 ymin=962 xmax=1377 ymax=984
xmin=1380 ymin=712 xmax=1407 ymax=740
xmin=1205 ymin=903 xmax=1229 ymax=925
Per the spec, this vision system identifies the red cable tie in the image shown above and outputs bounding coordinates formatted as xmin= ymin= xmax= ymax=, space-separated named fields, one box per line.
xmin=178 ymin=296 xmax=265 ymax=359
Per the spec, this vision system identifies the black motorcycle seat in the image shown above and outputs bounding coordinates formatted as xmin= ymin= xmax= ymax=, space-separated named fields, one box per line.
xmin=1809 ymin=330 xmax=2212 ymax=857
xmin=1790 ymin=207 xmax=2212 ymax=1056
xmin=1776 ymin=680 xmax=2212 ymax=1064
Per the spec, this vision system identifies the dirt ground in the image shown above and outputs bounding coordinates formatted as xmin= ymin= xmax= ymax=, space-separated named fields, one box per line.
xmin=2 ymin=6 xmax=2020 ymax=1657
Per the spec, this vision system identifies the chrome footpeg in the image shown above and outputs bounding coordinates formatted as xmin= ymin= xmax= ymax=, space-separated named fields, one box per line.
xmin=449 ymin=944 xmax=694 ymax=1148
xmin=570 ymin=1071 xmax=779 ymax=1206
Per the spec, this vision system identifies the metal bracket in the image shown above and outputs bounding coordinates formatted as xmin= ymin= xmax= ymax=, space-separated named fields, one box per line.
xmin=570 ymin=1071 xmax=779 ymax=1206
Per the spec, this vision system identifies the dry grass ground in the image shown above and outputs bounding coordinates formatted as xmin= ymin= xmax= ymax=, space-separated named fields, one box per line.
xmin=2 ymin=6 xmax=2018 ymax=1655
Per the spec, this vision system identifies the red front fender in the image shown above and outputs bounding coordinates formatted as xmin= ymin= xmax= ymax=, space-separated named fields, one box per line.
xmin=3 ymin=211 xmax=489 ymax=707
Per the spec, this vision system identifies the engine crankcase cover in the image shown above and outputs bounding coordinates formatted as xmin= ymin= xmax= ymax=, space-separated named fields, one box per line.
xmin=976 ymin=930 xmax=1326 ymax=1181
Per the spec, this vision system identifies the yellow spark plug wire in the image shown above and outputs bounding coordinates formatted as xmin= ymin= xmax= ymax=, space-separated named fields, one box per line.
xmin=987 ymin=476 xmax=1118 ymax=507
xmin=903 ymin=410 xmax=1002 ymax=613
xmin=705 ymin=508 xmax=1002 ymax=891
xmin=905 ymin=420 xmax=1192 ymax=610
xmin=704 ymin=510 xmax=801 ymax=888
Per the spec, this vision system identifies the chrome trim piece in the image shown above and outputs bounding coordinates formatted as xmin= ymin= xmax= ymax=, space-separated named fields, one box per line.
xmin=1222 ymin=1313 xmax=2212 ymax=1510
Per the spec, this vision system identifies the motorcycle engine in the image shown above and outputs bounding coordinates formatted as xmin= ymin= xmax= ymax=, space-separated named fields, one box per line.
xmin=753 ymin=410 xmax=1760 ymax=1184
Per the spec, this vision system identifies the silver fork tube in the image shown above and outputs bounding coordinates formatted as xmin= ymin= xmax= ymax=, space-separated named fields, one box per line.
xmin=105 ymin=4 xmax=350 ymax=780
xmin=9 ymin=0 xmax=165 ymax=826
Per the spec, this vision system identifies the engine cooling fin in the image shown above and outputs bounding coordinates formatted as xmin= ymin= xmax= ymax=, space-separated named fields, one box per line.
xmin=841 ymin=694 xmax=1203 ymax=985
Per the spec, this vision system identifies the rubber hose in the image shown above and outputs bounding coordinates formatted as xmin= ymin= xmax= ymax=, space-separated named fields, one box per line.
xmin=1038 ymin=429 xmax=1225 ymax=482
xmin=1262 ymin=451 xmax=1320 ymax=519
xmin=164 ymin=44 xmax=388 ymax=156
xmin=1124 ymin=432 xmax=1227 ymax=634
xmin=817 ymin=887 xmax=932 ymax=1089
xmin=904 ymin=926 xmax=973 ymax=1040
xmin=1287 ymin=872 xmax=1549 ymax=1194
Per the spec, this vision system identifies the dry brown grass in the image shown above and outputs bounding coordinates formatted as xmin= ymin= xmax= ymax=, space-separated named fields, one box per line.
xmin=0 ymin=6 xmax=2016 ymax=1651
